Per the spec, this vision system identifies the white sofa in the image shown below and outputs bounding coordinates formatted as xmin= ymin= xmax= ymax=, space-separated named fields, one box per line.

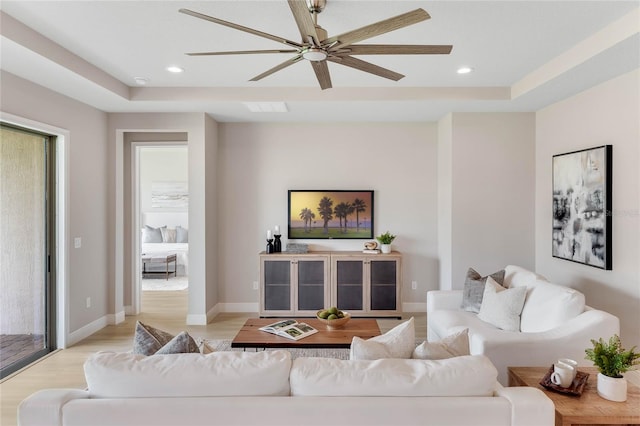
xmin=427 ymin=265 xmax=620 ymax=385
xmin=19 ymin=350 xmax=554 ymax=426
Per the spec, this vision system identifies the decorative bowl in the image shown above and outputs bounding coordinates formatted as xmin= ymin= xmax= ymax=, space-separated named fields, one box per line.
xmin=316 ymin=310 xmax=351 ymax=329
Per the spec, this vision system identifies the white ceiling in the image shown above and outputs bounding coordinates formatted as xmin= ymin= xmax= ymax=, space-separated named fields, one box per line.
xmin=1 ymin=1 xmax=638 ymax=122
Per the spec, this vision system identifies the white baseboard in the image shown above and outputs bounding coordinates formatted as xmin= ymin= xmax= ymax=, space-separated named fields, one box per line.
xmin=107 ymin=310 xmax=125 ymax=324
xmin=186 ymin=314 xmax=208 ymax=325
xmin=402 ymin=302 xmax=427 ymax=312
xmin=68 ymin=315 xmax=109 ymax=346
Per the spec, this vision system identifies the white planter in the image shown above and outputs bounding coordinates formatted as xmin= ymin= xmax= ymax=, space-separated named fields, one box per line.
xmin=597 ymin=373 xmax=627 ymax=402
xmin=380 ymin=244 xmax=391 ymax=254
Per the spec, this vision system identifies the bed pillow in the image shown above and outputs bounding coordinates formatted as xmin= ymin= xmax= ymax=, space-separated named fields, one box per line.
xmin=461 ymin=267 xmax=505 ymax=313
xmin=142 ymin=225 xmax=163 ymax=243
xmin=160 ymin=227 xmax=177 ymax=243
xmin=477 ymin=277 xmax=527 ymax=331
xmin=350 ymin=317 xmax=415 ymax=360
xmin=176 ymin=226 xmax=188 ymax=243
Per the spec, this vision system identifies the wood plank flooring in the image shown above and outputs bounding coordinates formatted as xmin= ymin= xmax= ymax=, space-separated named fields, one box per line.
xmin=0 ymin=290 xmax=426 ymax=426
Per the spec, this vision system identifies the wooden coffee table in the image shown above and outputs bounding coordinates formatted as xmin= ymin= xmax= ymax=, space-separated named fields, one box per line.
xmin=231 ymin=318 xmax=380 ymax=349
xmin=508 ymin=366 xmax=640 ymax=426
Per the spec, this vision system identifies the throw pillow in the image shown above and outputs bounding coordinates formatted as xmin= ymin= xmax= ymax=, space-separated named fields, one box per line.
xmin=142 ymin=225 xmax=163 ymax=243
xmin=350 ymin=317 xmax=415 ymax=360
xmin=412 ymin=328 xmax=470 ymax=360
xmin=155 ymin=331 xmax=200 ymax=355
xmin=477 ymin=277 xmax=527 ymax=331
xmin=461 ymin=267 xmax=506 ymax=313
xmin=176 ymin=226 xmax=188 ymax=243
xmin=160 ymin=227 xmax=177 ymax=243
xmin=132 ymin=321 xmax=175 ymax=355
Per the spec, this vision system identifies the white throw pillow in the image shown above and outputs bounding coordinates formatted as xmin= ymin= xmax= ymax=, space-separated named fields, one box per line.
xmin=519 ymin=280 xmax=585 ymax=332
xmin=350 ymin=317 xmax=415 ymax=360
xmin=412 ymin=328 xmax=470 ymax=360
xmin=160 ymin=227 xmax=177 ymax=243
xmin=477 ymin=277 xmax=527 ymax=331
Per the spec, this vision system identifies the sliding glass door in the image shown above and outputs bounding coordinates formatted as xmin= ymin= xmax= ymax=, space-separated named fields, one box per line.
xmin=0 ymin=124 xmax=55 ymax=378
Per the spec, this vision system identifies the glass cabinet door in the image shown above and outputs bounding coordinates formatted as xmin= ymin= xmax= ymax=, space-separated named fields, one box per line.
xmin=370 ymin=260 xmax=397 ymax=310
xmin=335 ymin=260 xmax=364 ymax=311
xmin=263 ymin=260 xmax=291 ymax=311
xmin=297 ymin=260 xmax=325 ymax=311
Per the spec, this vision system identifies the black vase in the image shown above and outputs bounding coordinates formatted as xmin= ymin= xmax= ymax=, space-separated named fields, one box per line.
xmin=266 ymin=239 xmax=274 ymax=253
xmin=274 ymin=235 xmax=282 ymax=253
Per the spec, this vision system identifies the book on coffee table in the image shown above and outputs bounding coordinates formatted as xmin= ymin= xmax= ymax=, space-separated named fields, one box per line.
xmin=259 ymin=319 xmax=318 ymax=340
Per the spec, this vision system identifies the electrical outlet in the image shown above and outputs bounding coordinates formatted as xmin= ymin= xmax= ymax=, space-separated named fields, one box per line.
xmin=86 ymin=297 xmax=91 ymax=308
xmin=74 ymin=237 xmax=82 ymax=248
xmin=253 ymin=281 xmax=259 ymax=290
xmin=411 ymin=281 xmax=417 ymax=290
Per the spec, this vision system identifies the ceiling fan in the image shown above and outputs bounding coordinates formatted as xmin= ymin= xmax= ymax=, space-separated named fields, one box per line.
xmin=179 ymin=0 xmax=452 ymax=90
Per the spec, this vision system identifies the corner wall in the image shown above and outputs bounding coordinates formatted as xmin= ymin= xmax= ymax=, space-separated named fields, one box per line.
xmin=438 ymin=112 xmax=536 ymax=289
xmin=535 ymin=69 xmax=640 ymax=348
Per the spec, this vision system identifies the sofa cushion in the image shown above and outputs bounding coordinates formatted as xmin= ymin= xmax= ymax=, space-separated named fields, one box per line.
xmin=350 ymin=317 xmax=415 ymax=360
xmin=520 ymin=280 xmax=586 ymax=332
xmin=477 ymin=277 xmax=527 ymax=331
xmin=461 ymin=268 xmax=506 ymax=313
xmin=85 ymin=350 xmax=292 ymax=398
xmin=290 ymin=355 xmax=497 ymax=397
xmin=412 ymin=328 xmax=470 ymax=360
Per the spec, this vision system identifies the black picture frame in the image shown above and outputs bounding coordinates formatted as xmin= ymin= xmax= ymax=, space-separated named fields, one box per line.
xmin=552 ymin=145 xmax=612 ymax=270
xmin=288 ymin=190 xmax=374 ymax=239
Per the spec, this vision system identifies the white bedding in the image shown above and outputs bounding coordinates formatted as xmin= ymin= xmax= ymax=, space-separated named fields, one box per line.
xmin=141 ymin=243 xmax=188 ymax=276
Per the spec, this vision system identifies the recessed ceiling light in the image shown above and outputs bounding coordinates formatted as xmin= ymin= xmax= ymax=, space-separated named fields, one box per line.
xmin=134 ymin=77 xmax=149 ymax=85
xmin=166 ymin=66 xmax=184 ymax=73
xmin=243 ymin=102 xmax=288 ymax=113
xmin=457 ymin=66 xmax=473 ymax=74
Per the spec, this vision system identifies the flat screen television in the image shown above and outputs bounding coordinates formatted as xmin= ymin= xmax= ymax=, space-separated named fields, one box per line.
xmin=288 ymin=190 xmax=374 ymax=239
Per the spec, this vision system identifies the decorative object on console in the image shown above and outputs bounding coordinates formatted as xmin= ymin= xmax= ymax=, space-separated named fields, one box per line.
xmin=552 ymin=145 xmax=612 ymax=270
xmin=350 ymin=317 xmax=415 ymax=360
xmin=273 ymin=225 xmax=282 ymax=252
xmin=285 ymin=243 xmax=308 ymax=253
xmin=266 ymin=229 xmax=275 ymax=253
xmin=375 ymin=231 xmax=396 ymax=254
xmin=585 ymin=334 xmax=640 ymax=402
xmin=288 ymin=190 xmax=374 ymax=239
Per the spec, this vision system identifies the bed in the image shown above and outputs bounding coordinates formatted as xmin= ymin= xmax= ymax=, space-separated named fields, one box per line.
xmin=141 ymin=212 xmax=188 ymax=277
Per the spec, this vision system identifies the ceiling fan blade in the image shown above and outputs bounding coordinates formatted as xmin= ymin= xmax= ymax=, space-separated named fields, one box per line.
xmin=325 ymin=9 xmax=430 ymax=49
xmin=328 ymin=55 xmax=404 ymax=81
xmin=288 ymin=0 xmax=321 ymax=45
xmin=345 ymin=44 xmax=452 ymax=55
xmin=179 ymin=8 xmax=303 ymax=48
xmin=311 ymin=61 xmax=332 ymax=90
xmin=187 ymin=49 xmax=299 ymax=56
xmin=249 ymin=55 xmax=303 ymax=81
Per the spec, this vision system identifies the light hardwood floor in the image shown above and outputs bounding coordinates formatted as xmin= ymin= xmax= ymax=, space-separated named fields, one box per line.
xmin=0 ymin=290 xmax=426 ymax=426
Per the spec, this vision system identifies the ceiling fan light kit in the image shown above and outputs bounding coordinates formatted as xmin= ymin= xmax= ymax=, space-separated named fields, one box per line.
xmin=180 ymin=0 xmax=452 ymax=90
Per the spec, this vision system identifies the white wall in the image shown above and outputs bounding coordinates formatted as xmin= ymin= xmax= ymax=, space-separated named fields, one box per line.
xmin=1 ymin=71 xmax=109 ymax=337
xmin=140 ymin=146 xmax=188 ymax=213
xmin=535 ymin=69 xmax=640 ymax=348
xmin=439 ymin=112 xmax=536 ymax=289
xmin=217 ymin=122 xmax=439 ymax=311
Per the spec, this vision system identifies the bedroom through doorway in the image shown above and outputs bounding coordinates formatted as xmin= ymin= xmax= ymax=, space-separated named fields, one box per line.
xmin=134 ymin=144 xmax=189 ymax=314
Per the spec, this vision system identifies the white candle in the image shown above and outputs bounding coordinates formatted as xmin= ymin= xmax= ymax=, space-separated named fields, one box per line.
xmin=267 ymin=230 xmax=272 ymax=239
xmin=274 ymin=225 xmax=280 ymax=235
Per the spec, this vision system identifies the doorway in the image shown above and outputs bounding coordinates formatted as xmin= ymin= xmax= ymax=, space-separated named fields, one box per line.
xmin=132 ymin=143 xmax=189 ymax=315
xmin=0 ymin=124 xmax=56 ymax=378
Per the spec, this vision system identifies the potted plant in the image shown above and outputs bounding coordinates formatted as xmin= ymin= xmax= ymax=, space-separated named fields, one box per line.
xmin=585 ymin=334 xmax=640 ymax=402
xmin=376 ymin=231 xmax=396 ymax=254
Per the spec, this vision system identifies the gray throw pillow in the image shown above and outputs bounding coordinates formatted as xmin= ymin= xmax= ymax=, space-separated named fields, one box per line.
xmin=142 ymin=225 xmax=163 ymax=243
xmin=461 ymin=267 xmax=506 ymax=313
xmin=155 ymin=331 xmax=200 ymax=355
xmin=176 ymin=226 xmax=188 ymax=243
xmin=132 ymin=321 xmax=175 ymax=355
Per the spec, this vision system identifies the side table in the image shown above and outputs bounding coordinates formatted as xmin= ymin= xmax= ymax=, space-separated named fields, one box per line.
xmin=508 ymin=366 xmax=640 ymax=426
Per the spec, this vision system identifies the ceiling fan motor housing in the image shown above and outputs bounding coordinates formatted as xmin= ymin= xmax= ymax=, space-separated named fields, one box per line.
xmin=306 ymin=0 xmax=326 ymax=14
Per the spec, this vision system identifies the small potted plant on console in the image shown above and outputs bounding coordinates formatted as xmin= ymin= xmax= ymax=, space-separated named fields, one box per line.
xmin=376 ymin=231 xmax=396 ymax=254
